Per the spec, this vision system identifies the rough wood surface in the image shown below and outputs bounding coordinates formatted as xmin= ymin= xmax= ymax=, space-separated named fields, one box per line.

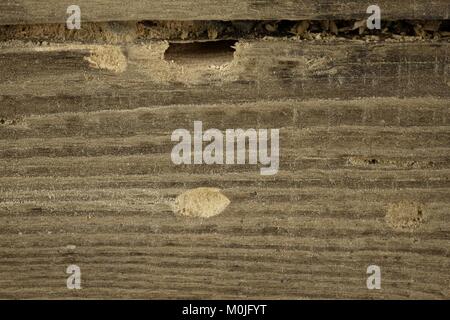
xmin=0 ymin=0 xmax=449 ymax=25
xmin=0 ymin=40 xmax=449 ymax=119
xmin=0 ymin=36 xmax=449 ymax=299
xmin=0 ymin=96 xmax=449 ymax=299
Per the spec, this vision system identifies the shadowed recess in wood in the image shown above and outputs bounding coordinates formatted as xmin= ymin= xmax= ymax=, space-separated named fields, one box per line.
xmin=0 ymin=20 xmax=449 ymax=43
xmin=164 ymin=40 xmax=236 ymax=67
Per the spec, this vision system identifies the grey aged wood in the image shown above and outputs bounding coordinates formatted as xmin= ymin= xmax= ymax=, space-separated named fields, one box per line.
xmin=0 ymin=40 xmax=449 ymax=119
xmin=0 ymin=0 xmax=449 ymax=25
xmin=0 ymin=96 xmax=449 ymax=299
xmin=0 ymin=35 xmax=449 ymax=298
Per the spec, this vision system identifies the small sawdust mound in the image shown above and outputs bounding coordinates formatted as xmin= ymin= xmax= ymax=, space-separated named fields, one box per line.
xmin=386 ymin=201 xmax=425 ymax=231
xmin=172 ymin=188 xmax=230 ymax=218
xmin=84 ymin=46 xmax=127 ymax=73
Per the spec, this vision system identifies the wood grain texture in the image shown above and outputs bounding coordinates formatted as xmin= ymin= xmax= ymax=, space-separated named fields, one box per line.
xmin=1 ymin=95 xmax=449 ymax=298
xmin=0 ymin=39 xmax=449 ymax=119
xmin=0 ymin=0 xmax=449 ymax=25
xmin=0 ymin=36 xmax=449 ymax=299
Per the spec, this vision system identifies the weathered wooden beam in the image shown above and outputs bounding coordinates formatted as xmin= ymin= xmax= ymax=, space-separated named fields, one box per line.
xmin=0 ymin=0 xmax=449 ymax=25
xmin=0 ymin=40 xmax=449 ymax=119
xmin=0 ymin=97 xmax=449 ymax=299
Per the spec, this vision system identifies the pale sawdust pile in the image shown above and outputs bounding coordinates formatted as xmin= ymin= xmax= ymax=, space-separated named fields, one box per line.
xmin=386 ymin=201 xmax=425 ymax=231
xmin=84 ymin=46 xmax=127 ymax=73
xmin=172 ymin=188 xmax=230 ymax=218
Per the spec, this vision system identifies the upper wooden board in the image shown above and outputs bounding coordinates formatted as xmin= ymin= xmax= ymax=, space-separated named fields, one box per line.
xmin=0 ymin=0 xmax=449 ymax=25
